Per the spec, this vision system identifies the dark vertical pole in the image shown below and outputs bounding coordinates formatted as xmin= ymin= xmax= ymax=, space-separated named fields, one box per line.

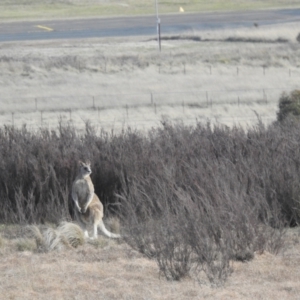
xmin=156 ymin=0 xmax=161 ymax=52
xmin=158 ymin=20 xmax=161 ymax=52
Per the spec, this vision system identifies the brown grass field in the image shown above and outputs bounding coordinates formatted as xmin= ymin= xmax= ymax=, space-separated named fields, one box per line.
xmin=1 ymin=224 xmax=300 ymax=300
xmin=1 ymin=2 xmax=300 ymax=299
xmin=1 ymin=21 xmax=300 ymax=133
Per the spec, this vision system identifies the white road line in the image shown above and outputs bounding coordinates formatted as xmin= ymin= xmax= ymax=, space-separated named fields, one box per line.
xmin=36 ymin=25 xmax=53 ymax=32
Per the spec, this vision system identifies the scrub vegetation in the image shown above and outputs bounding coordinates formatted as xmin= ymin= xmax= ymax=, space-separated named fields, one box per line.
xmin=0 ymin=114 xmax=299 ymax=285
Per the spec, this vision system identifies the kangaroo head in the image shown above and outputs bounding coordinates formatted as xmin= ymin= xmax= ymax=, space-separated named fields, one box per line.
xmin=79 ymin=160 xmax=92 ymax=177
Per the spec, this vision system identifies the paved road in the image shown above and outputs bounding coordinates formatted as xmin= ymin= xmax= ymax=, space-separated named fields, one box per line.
xmin=0 ymin=8 xmax=300 ymax=42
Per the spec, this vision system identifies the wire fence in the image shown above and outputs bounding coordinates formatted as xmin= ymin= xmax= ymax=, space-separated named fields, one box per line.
xmin=0 ymin=86 xmax=294 ymax=131
xmin=0 ymin=87 xmax=291 ymax=113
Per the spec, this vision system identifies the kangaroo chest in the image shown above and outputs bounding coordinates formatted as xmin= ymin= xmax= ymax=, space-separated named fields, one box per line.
xmin=75 ymin=178 xmax=94 ymax=202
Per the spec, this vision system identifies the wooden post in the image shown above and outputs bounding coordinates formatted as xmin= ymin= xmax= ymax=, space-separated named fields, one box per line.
xmin=263 ymin=89 xmax=268 ymax=103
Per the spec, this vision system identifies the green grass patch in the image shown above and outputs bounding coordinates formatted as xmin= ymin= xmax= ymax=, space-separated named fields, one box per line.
xmin=0 ymin=0 xmax=299 ymax=21
xmin=15 ymin=238 xmax=36 ymax=252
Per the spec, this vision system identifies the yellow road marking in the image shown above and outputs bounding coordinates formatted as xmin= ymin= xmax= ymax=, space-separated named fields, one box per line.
xmin=36 ymin=25 xmax=53 ymax=32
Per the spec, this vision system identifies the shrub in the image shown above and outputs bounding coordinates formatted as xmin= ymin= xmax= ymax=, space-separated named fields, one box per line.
xmin=0 ymin=119 xmax=299 ymax=284
xmin=277 ymin=90 xmax=300 ymax=122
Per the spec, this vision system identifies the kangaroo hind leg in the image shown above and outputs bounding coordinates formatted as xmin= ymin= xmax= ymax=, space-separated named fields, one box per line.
xmin=91 ymin=208 xmax=103 ymax=239
xmin=75 ymin=209 xmax=89 ymax=238
xmin=98 ymin=220 xmax=121 ymax=239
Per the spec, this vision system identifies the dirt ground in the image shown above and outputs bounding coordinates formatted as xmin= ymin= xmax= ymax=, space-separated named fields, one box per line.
xmin=1 ymin=226 xmax=300 ymax=300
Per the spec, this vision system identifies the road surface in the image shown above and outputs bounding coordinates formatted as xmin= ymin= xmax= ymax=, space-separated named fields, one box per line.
xmin=0 ymin=8 xmax=300 ymax=42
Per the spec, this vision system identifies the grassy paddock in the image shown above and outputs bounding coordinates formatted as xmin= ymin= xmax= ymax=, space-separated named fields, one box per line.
xmin=1 ymin=22 xmax=299 ymax=131
xmin=0 ymin=0 xmax=299 ymax=20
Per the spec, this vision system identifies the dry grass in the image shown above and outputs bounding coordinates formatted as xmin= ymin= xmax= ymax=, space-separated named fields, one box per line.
xmin=0 ymin=224 xmax=300 ymax=299
xmin=0 ymin=22 xmax=300 ymax=132
xmin=0 ymin=0 xmax=299 ymax=20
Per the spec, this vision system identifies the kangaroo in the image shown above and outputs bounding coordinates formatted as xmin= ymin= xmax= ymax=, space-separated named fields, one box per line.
xmin=71 ymin=160 xmax=120 ymax=239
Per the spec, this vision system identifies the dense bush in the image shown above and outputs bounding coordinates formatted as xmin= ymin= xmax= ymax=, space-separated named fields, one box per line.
xmin=277 ymin=90 xmax=300 ymax=122
xmin=1 ymin=119 xmax=300 ymax=283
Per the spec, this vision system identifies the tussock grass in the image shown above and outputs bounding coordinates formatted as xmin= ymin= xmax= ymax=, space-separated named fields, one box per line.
xmin=0 ymin=234 xmax=4 ymax=248
xmin=15 ymin=238 xmax=36 ymax=252
xmin=28 ymin=222 xmax=85 ymax=252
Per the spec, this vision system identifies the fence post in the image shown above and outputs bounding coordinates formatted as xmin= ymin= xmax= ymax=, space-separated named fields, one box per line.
xmin=263 ymin=89 xmax=268 ymax=104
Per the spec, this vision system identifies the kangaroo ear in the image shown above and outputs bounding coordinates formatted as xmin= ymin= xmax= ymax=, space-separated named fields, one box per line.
xmin=85 ymin=159 xmax=91 ymax=165
xmin=78 ymin=160 xmax=84 ymax=166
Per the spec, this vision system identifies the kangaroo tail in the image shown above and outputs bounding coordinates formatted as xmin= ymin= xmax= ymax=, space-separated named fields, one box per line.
xmin=98 ymin=220 xmax=121 ymax=238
